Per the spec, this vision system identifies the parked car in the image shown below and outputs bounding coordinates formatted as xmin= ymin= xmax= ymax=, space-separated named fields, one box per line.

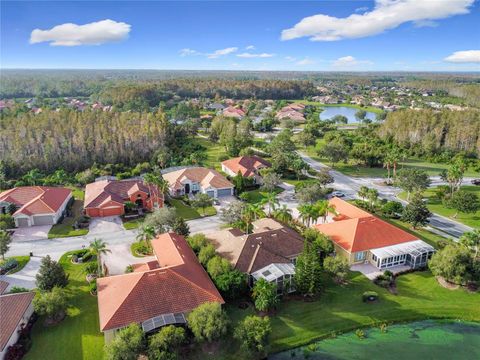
xmin=331 ymin=191 xmax=346 ymax=198
xmin=472 ymin=179 xmax=480 ymax=186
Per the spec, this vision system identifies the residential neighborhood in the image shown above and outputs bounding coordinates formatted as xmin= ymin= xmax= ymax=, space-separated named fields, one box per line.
xmin=1 ymin=1 xmax=479 ymax=360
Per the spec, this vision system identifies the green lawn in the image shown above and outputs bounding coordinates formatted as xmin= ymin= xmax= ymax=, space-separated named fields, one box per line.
xmin=193 ymin=136 xmax=227 ymax=170
xmin=304 ymin=141 xmax=478 ymax=178
xmin=122 ymin=218 xmax=143 ymax=230
xmin=170 ymin=198 xmax=216 ymax=220
xmin=206 ymin=271 xmax=480 ymax=360
xmin=67 ymin=186 xmax=85 ymax=201
xmin=1 ymin=255 xmax=30 ymax=274
xmin=398 ymin=186 xmax=480 ymax=228
xmin=26 ymin=251 xmax=104 ymax=360
xmin=242 ymin=187 xmax=284 ymax=204
xmin=48 ymin=200 xmax=89 ymax=238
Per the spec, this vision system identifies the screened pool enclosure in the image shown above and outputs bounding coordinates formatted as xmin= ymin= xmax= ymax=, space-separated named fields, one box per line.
xmin=370 ymin=240 xmax=435 ymax=270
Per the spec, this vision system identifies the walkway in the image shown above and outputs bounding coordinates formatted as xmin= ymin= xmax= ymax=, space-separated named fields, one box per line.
xmin=0 ymin=256 xmax=44 ymax=291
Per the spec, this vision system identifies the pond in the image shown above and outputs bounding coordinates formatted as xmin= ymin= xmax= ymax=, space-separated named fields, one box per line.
xmin=270 ymin=320 xmax=480 ymax=360
xmin=319 ymin=106 xmax=377 ymax=123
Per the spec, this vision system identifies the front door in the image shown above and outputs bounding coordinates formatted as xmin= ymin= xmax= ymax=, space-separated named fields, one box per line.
xmin=184 ymin=183 xmax=190 ymax=194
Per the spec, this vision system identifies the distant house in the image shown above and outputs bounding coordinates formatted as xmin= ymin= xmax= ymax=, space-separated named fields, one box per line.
xmin=314 ymin=198 xmax=435 ymax=270
xmin=208 ymin=219 xmax=304 ymax=293
xmin=84 ymin=179 xmax=163 ymax=217
xmin=0 ymin=284 xmax=35 ymax=359
xmin=222 ymin=106 xmax=245 ymax=119
xmin=0 ymin=186 xmax=72 ymax=227
xmin=162 ymin=167 xmax=234 ymax=198
xmin=208 ymin=103 xmax=225 ymax=111
xmin=221 ymin=155 xmax=271 ymax=184
xmin=97 ymin=233 xmax=224 ymax=342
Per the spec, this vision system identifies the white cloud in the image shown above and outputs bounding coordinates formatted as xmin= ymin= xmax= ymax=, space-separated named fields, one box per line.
xmin=179 ymin=48 xmax=199 ymax=57
xmin=281 ymin=0 xmax=473 ymax=41
xmin=207 ymin=47 xmax=238 ymax=59
xmin=30 ymin=19 xmax=131 ymax=46
xmin=444 ymin=50 xmax=480 ymax=63
xmin=245 ymin=45 xmax=255 ymax=50
xmin=285 ymin=56 xmax=297 ymax=62
xmin=237 ymin=52 xmax=275 ymax=58
xmin=332 ymin=56 xmax=373 ymax=67
xmin=296 ymin=58 xmax=315 ymax=66
xmin=355 ymin=7 xmax=369 ymax=13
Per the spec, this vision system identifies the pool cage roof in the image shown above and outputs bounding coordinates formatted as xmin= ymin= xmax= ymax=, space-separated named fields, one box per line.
xmin=141 ymin=312 xmax=186 ymax=333
xmin=370 ymin=240 xmax=435 ymax=259
xmin=252 ymin=263 xmax=295 ymax=282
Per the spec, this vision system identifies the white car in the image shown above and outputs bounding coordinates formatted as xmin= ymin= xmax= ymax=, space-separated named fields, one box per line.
xmin=331 ymin=191 xmax=346 ymax=198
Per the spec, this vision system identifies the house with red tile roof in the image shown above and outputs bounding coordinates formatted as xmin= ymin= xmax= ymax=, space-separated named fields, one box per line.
xmin=0 ymin=186 xmax=72 ymax=227
xmin=0 ymin=287 xmax=35 ymax=358
xmin=162 ymin=167 xmax=233 ymax=198
xmin=84 ymin=179 xmax=163 ymax=217
xmin=314 ymin=197 xmax=434 ymax=270
xmin=221 ymin=155 xmax=271 ymax=184
xmin=222 ymin=106 xmax=245 ymax=119
xmin=97 ymin=232 xmax=224 ymax=342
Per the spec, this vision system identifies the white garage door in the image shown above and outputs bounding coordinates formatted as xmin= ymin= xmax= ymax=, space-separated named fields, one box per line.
xmin=17 ymin=218 xmax=30 ymax=227
xmin=33 ymin=215 xmax=55 ymax=226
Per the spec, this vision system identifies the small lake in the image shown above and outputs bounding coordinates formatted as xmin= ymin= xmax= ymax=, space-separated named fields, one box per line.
xmin=319 ymin=106 xmax=377 ymax=123
xmin=270 ymin=320 xmax=480 ymax=360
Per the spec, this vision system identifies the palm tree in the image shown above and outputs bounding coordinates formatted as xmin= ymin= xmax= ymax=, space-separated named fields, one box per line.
xmin=314 ymin=200 xmax=337 ymax=224
xmin=261 ymin=192 xmax=279 ymax=217
xmin=383 ymin=152 xmax=394 ymax=184
xmin=89 ymin=238 xmax=111 ymax=277
xmin=273 ymin=205 xmax=293 ymax=224
xmin=358 ymin=186 xmax=369 ymax=202
xmin=136 ymin=225 xmax=156 ymax=247
xmin=460 ymin=230 xmax=480 ymax=259
xmin=367 ymin=188 xmax=379 ymax=211
xmin=143 ymin=172 xmax=169 ymax=207
xmin=298 ymin=204 xmax=314 ymax=227
xmin=242 ymin=204 xmax=265 ymax=234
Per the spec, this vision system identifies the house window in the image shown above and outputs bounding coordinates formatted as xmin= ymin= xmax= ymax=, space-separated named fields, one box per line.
xmin=372 ymin=254 xmax=377 ymax=262
xmin=354 ymin=252 xmax=366 ymax=262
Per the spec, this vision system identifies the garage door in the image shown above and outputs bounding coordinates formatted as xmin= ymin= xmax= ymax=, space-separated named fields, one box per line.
xmin=100 ymin=207 xmax=123 ymax=217
xmin=33 ymin=215 xmax=54 ymax=226
xmin=217 ymin=188 xmax=232 ymax=197
xmin=17 ymin=218 xmax=30 ymax=227
xmin=206 ymin=190 xmax=215 ymax=198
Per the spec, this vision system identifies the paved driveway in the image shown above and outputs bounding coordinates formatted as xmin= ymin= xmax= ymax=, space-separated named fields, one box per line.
xmin=12 ymin=225 xmax=51 ymax=242
xmin=89 ymin=216 xmax=124 ymax=235
xmin=0 ymin=256 xmax=45 ymax=291
xmin=102 ymin=242 xmax=155 ymax=276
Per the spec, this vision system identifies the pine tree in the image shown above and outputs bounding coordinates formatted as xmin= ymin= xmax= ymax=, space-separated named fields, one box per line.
xmin=294 ymin=240 xmax=323 ymax=297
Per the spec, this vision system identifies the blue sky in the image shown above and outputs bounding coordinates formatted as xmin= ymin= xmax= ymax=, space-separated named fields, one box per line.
xmin=1 ymin=0 xmax=479 ymax=71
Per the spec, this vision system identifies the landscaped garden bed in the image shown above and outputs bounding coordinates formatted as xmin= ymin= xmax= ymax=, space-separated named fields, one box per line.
xmin=0 ymin=256 xmax=30 ymax=275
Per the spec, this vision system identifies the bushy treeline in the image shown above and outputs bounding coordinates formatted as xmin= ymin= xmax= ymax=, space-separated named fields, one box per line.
xmin=0 ymin=109 xmax=193 ymax=176
xmin=379 ymin=109 xmax=480 ymax=157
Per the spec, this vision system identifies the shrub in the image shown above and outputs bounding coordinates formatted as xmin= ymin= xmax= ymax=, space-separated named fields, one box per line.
xmin=234 ymin=315 xmax=271 ymax=356
xmin=206 ymin=256 xmax=231 ymax=278
xmin=355 ymin=329 xmax=366 ymax=339
xmin=0 ymin=214 xmax=15 ymax=230
xmin=187 ymin=234 xmax=209 ymax=254
xmin=125 ymin=265 xmax=134 ymax=273
xmin=0 ymin=258 xmax=18 ymax=275
xmin=198 ymin=244 xmax=216 ymax=266
xmin=35 ymin=255 xmax=69 ymax=291
xmin=187 ymin=302 xmax=229 ymax=343
xmin=33 ymin=287 xmax=68 ymax=323
xmin=362 ymin=291 xmax=378 ymax=302
xmin=89 ymin=281 xmax=97 ymax=294
xmin=104 ymin=323 xmax=145 ymax=360
xmin=8 ymin=286 xmax=30 ymax=294
xmin=148 ymin=325 xmax=186 ymax=360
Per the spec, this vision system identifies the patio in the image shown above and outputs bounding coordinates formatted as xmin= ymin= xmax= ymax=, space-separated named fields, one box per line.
xmin=351 ymin=263 xmax=411 ymax=280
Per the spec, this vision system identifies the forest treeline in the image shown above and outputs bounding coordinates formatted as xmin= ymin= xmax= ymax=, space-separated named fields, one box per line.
xmin=379 ymin=109 xmax=480 ymax=157
xmin=0 ymin=109 xmax=187 ymax=176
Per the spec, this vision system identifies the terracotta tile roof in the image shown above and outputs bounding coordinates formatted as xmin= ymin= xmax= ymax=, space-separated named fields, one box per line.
xmin=314 ymin=198 xmax=418 ymax=253
xmin=329 ymin=197 xmax=371 ymax=220
xmin=221 ymin=156 xmax=271 ymax=177
xmin=0 ymin=292 xmax=35 ymax=352
xmin=0 ymin=186 xmax=72 ymax=216
xmin=223 ymin=106 xmax=245 ymax=118
xmin=0 ymin=280 xmax=8 ymax=295
xmin=97 ymin=233 xmax=223 ymax=331
xmin=162 ymin=167 xmax=233 ymax=191
xmin=235 ymin=226 xmax=304 ymax=274
xmin=84 ymin=180 xmax=160 ymax=208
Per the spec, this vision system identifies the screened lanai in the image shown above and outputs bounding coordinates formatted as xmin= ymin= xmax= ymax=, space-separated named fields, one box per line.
xmin=370 ymin=240 xmax=435 ymax=270
xmin=251 ymin=263 xmax=296 ymax=294
xmin=141 ymin=313 xmax=186 ymax=333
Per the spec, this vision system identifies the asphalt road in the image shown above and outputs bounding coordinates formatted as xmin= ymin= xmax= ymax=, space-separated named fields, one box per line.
xmin=298 ymin=152 xmax=474 ymax=239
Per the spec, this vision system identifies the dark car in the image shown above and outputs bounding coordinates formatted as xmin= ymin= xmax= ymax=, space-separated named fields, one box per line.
xmin=472 ymin=179 xmax=480 ymax=186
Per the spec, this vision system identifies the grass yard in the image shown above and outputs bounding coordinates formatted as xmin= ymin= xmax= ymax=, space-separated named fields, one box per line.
xmin=67 ymin=186 xmax=85 ymax=200
xmin=122 ymin=218 xmax=143 ymax=230
xmin=193 ymin=136 xmax=227 ymax=170
xmin=1 ymin=255 xmax=30 ymax=274
xmin=206 ymin=270 xmax=480 ymax=360
xmin=170 ymin=198 xmax=216 ymax=220
xmin=304 ymin=141 xmax=478 ymax=178
xmin=48 ymin=199 xmax=89 ymax=238
xmin=398 ymin=186 xmax=480 ymax=228
xmin=26 ymin=251 xmax=104 ymax=360
xmin=242 ymin=187 xmax=284 ymax=204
